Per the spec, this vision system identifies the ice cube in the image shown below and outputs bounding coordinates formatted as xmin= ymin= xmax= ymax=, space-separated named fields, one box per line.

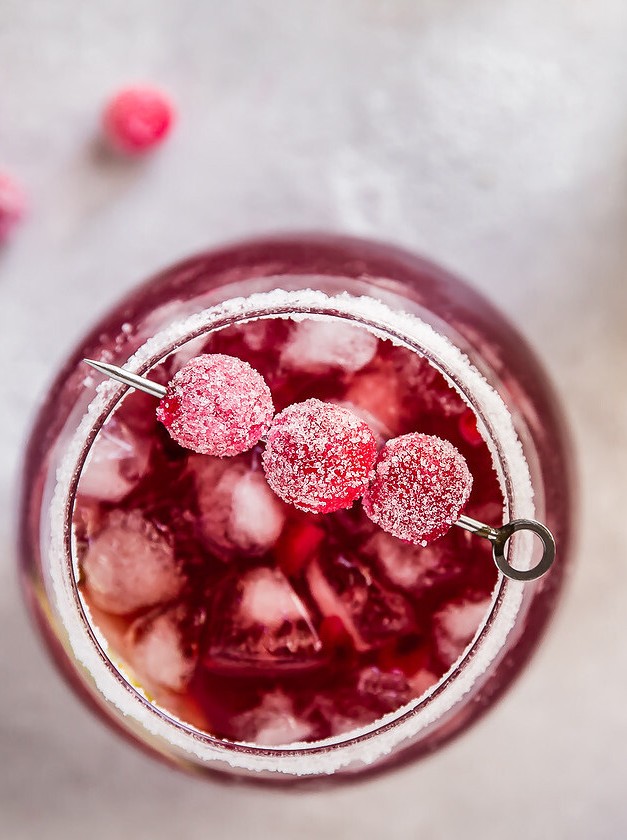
xmin=81 ymin=510 xmax=184 ymax=615
xmin=167 ymin=334 xmax=210 ymax=372
xmin=231 ymin=690 xmax=315 ymax=745
xmin=212 ymin=319 xmax=279 ymax=354
xmin=434 ymin=597 xmax=492 ymax=668
xmin=192 ymin=455 xmax=239 ymax=553
xmin=331 ymin=400 xmax=392 ymax=445
xmin=126 ymin=604 xmax=203 ymax=692
xmin=356 ymin=666 xmax=412 ymax=714
xmin=345 ymin=350 xmax=466 ymax=437
xmin=391 ymin=348 xmax=466 ymax=418
xmin=303 ymin=693 xmax=355 ymax=738
xmin=408 ymin=668 xmax=439 ymax=697
xmin=73 ymin=498 xmax=105 ymax=544
xmin=229 ymin=472 xmax=287 ymax=552
xmin=236 ymin=319 xmax=277 ymax=352
xmin=306 ymin=667 xmax=412 ymax=737
xmin=78 ymin=417 xmax=151 ymax=503
xmin=280 ymin=319 xmax=378 ymax=374
xmin=365 ymin=530 xmax=464 ymax=592
xmin=151 ymin=690 xmax=211 ymax=733
xmin=205 ymin=567 xmax=322 ymax=672
xmin=307 ymin=551 xmax=415 ymax=651
xmin=193 ymin=456 xmax=286 ymax=557
xmin=239 ymin=567 xmax=305 ymax=624
xmin=344 ymin=368 xmax=403 ymax=436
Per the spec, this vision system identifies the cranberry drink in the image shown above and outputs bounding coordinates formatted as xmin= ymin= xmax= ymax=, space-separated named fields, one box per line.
xmin=22 ymin=236 xmax=573 ymax=779
xmin=72 ymin=309 xmax=502 ymax=746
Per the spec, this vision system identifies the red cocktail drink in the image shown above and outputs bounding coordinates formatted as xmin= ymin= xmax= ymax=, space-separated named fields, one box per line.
xmin=19 ymin=235 xmax=573 ymax=779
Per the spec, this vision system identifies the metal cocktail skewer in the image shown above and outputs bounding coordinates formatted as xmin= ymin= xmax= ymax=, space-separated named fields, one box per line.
xmin=84 ymin=358 xmax=556 ymax=582
xmin=455 ymin=514 xmax=554 ymax=582
xmin=86 ymin=358 xmax=167 ymax=399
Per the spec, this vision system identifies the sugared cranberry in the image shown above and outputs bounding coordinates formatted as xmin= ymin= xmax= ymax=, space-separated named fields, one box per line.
xmin=0 ymin=172 xmax=26 ymax=244
xmin=262 ymin=399 xmax=377 ymax=514
xmin=102 ymin=86 xmax=174 ymax=154
xmin=363 ymin=433 xmax=472 ymax=544
xmin=157 ymin=354 xmax=274 ymax=456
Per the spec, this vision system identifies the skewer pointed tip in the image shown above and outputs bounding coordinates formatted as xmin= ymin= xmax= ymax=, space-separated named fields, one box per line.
xmin=83 ymin=358 xmax=167 ymax=399
xmin=84 ymin=358 xmax=110 ymax=375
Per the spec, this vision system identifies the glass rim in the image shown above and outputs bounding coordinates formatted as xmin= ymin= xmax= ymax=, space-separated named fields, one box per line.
xmin=48 ymin=286 xmax=536 ymax=776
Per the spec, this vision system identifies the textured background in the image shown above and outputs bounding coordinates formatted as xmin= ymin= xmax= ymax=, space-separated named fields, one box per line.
xmin=1 ymin=1 xmax=626 ymax=838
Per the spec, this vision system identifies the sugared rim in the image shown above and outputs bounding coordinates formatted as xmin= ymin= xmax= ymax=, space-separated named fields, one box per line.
xmin=49 ymin=287 xmax=535 ymax=776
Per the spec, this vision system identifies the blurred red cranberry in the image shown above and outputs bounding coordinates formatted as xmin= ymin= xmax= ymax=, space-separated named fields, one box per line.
xmin=102 ymin=86 xmax=175 ymax=154
xmin=0 ymin=172 xmax=26 ymax=244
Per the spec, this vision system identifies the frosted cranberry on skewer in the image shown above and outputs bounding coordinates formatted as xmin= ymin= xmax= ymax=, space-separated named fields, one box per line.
xmin=261 ymin=399 xmax=377 ymax=514
xmin=83 ymin=356 xmax=556 ymax=581
xmin=363 ymin=433 xmax=473 ymax=546
xmin=85 ymin=354 xmax=274 ymax=456
xmin=157 ymin=354 xmax=274 ymax=456
xmin=360 ymin=430 xmax=555 ymax=581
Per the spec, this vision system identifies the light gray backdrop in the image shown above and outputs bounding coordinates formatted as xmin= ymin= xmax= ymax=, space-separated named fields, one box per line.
xmin=1 ymin=1 xmax=626 ymax=838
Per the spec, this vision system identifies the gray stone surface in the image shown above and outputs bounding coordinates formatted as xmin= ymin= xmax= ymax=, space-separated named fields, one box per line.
xmin=1 ymin=1 xmax=626 ymax=837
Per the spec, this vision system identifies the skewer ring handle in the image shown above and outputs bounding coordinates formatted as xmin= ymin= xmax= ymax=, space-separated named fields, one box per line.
xmin=491 ymin=518 xmax=555 ymax=582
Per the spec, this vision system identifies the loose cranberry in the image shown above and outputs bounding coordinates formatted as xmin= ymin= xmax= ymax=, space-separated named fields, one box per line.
xmin=0 ymin=172 xmax=26 ymax=244
xmin=102 ymin=86 xmax=174 ymax=154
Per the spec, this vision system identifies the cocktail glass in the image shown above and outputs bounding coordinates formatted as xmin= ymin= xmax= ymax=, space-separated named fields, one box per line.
xmin=19 ymin=234 xmax=574 ymax=781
